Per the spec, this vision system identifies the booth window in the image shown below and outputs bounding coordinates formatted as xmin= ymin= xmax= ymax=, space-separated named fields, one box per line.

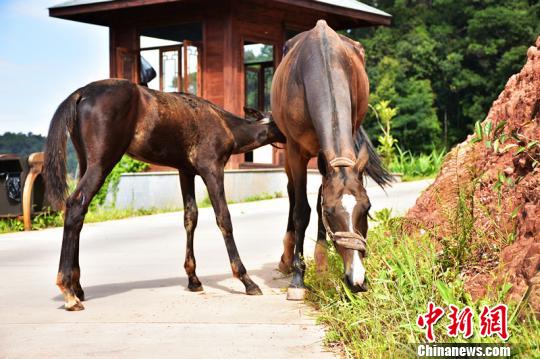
xmin=139 ymin=23 xmax=202 ymax=95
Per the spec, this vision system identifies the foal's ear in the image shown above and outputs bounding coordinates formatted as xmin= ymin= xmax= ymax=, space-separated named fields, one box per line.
xmin=354 ymin=142 xmax=369 ymax=174
xmin=243 ymin=107 xmax=265 ymax=121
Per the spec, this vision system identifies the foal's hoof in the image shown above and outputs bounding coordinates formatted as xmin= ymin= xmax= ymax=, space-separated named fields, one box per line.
xmin=286 ymin=287 xmax=306 ymax=301
xmin=246 ymin=284 xmax=263 ymax=296
xmin=188 ymin=283 xmax=204 ymax=292
xmin=65 ymin=297 xmax=85 ymax=311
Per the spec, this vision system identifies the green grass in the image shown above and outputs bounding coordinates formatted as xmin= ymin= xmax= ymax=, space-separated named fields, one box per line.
xmin=197 ymin=191 xmax=283 ymax=208
xmin=243 ymin=191 xmax=283 ymax=202
xmin=0 ymin=206 xmax=181 ymax=234
xmin=304 ymin=214 xmax=540 ymax=358
xmin=389 ymin=146 xmax=446 ymax=181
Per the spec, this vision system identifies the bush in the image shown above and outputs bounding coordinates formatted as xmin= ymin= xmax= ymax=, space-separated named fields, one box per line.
xmin=389 ymin=146 xmax=445 ymax=181
xmin=91 ymin=155 xmax=149 ymax=208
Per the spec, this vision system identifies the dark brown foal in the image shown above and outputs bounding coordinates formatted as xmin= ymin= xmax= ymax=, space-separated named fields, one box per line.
xmin=45 ymin=79 xmax=285 ymax=310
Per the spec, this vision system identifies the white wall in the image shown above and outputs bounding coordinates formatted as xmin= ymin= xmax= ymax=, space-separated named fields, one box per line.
xmin=106 ymin=169 xmax=396 ymax=210
xmin=106 ymin=169 xmax=321 ymax=210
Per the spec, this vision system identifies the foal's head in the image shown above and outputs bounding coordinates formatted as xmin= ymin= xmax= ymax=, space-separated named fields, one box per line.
xmin=318 ymin=143 xmax=370 ymax=292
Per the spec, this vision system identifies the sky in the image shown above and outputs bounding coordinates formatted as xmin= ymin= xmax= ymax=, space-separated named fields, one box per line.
xmin=0 ymin=0 xmax=109 ymax=135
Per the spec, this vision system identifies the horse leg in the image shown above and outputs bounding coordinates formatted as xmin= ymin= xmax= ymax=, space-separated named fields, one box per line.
xmin=200 ymin=166 xmax=262 ymax=295
xmin=278 ymin=158 xmax=295 ymax=274
xmin=179 ymin=172 xmax=203 ymax=292
xmin=57 ymin=164 xmax=115 ymax=311
xmin=286 ymin=145 xmax=311 ymax=300
xmin=314 ymin=185 xmax=328 ymax=272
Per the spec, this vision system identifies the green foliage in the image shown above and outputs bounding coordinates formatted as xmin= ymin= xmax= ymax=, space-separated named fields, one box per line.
xmin=347 ymin=0 xmax=539 ymax=151
xmin=242 ymin=191 xmax=283 ymax=202
xmin=0 ymin=218 xmax=24 ymax=233
xmin=0 ymin=206 xmax=181 ymax=234
xmin=91 ymin=155 xmax=149 ymax=208
xmin=0 ymin=132 xmax=45 ymax=156
xmin=389 ymin=145 xmax=445 ymax=180
xmin=31 ymin=209 xmax=63 ymax=230
xmin=0 ymin=132 xmax=78 ymax=175
xmin=439 ymin=187 xmax=476 ymax=272
xmin=305 ymin=215 xmax=540 ymax=357
xmin=365 ymin=57 xmax=441 ymax=153
xmin=372 ymin=101 xmax=398 ymax=168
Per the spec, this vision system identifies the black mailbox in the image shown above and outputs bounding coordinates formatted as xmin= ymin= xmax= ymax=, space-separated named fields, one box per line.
xmin=0 ymin=154 xmax=28 ymax=217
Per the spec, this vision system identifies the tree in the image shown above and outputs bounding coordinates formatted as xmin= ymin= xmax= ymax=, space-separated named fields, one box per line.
xmin=364 ymin=57 xmax=441 ymax=153
xmin=346 ymin=0 xmax=539 ymax=152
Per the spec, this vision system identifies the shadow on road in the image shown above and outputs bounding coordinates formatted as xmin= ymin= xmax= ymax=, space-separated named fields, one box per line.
xmin=52 ymin=262 xmax=291 ymax=302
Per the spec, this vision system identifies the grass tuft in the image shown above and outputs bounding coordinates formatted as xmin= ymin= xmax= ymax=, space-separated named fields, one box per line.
xmin=304 ymin=212 xmax=540 ymax=357
xmin=389 ymin=146 xmax=446 ymax=181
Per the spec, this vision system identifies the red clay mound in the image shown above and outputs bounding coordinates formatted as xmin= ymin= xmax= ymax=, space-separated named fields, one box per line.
xmin=406 ymin=37 xmax=540 ymax=316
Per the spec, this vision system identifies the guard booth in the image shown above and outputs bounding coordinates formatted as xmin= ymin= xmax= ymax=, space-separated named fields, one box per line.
xmin=49 ymin=0 xmax=391 ymax=169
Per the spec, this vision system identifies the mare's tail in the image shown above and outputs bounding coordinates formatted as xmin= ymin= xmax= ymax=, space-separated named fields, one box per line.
xmin=44 ymin=91 xmax=81 ymax=209
xmin=354 ymin=126 xmax=394 ymax=188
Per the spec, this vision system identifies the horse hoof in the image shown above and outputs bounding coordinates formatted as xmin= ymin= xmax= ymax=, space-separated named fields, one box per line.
xmin=188 ymin=283 xmax=204 ymax=292
xmin=278 ymin=260 xmax=293 ymax=274
xmin=246 ymin=285 xmax=263 ymax=296
xmin=65 ymin=298 xmax=85 ymax=311
xmin=75 ymin=287 xmax=85 ymax=301
xmin=286 ymin=287 xmax=306 ymax=301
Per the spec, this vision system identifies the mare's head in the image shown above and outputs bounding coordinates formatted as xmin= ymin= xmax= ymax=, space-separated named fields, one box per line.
xmin=318 ymin=142 xmax=371 ymax=292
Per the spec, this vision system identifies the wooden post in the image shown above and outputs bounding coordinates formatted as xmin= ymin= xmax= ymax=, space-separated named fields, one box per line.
xmin=22 ymin=152 xmax=44 ymax=231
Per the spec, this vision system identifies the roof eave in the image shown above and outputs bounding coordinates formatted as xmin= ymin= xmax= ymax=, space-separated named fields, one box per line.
xmin=49 ymin=0 xmax=392 ymax=27
xmin=49 ymin=0 xmax=178 ymax=21
xmin=271 ymin=0 xmax=391 ymax=27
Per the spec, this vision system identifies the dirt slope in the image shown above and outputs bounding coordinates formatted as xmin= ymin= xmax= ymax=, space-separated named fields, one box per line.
xmin=406 ymin=37 xmax=540 ymax=316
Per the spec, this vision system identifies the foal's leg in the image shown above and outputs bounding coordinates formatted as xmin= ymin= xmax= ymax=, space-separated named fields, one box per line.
xmin=179 ymin=172 xmax=203 ymax=291
xmin=286 ymin=144 xmax=311 ymax=300
xmin=57 ymin=164 xmax=115 ymax=310
xmin=278 ymin=158 xmax=295 ymax=274
xmin=200 ymin=166 xmax=262 ymax=295
xmin=314 ymin=185 xmax=328 ymax=272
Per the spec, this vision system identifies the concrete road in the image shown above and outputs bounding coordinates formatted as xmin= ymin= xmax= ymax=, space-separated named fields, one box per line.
xmin=0 ymin=179 xmax=431 ymax=358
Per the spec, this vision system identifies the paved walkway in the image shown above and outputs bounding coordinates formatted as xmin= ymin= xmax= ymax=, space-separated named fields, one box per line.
xmin=0 ymin=180 xmax=431 ymax=358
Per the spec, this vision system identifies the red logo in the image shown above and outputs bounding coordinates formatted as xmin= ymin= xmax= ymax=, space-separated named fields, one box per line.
xmin=417 ymin=302 xmax=510 ymax=342
xmin=446 ymin=304 xmax=474 ymax=338
xmin=417 ymin=301 xmax=445 ymax=342
xmin=479 ymin=304 xmax=509 ymax=341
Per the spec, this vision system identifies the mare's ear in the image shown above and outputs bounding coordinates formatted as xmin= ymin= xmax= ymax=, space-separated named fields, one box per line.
xmin=318 ymin=152 xmax=331 ymax=177
xmin=354 ymin=142 xmax=369 ymax=175
xmin=243 ymin=107 xmax=264 ymax=121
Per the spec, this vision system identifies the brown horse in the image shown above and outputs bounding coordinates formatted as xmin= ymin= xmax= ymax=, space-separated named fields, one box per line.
xmin=271 ymin=20 xmax=392 ymax=300
xmin=44 ymin=79 xmax=285 ymax=311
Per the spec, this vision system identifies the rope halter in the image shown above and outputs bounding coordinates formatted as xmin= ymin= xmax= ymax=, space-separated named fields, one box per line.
xmin=321 ymin=208 xmax=367 ymax=256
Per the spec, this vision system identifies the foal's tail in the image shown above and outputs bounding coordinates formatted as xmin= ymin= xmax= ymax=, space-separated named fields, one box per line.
xmin=354 ymin=126 xmax=394 ymax=188
xmin=44 ymin=91 xmax=81 ymax=209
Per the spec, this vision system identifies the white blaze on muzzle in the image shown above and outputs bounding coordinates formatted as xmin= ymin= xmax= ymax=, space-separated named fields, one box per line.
xmin=341 ymin=194 xmax=366 ymax=286
xmin=349 ymin=250 xmax=366 ymax=286
xmin=341 ymin=194 xmax=356 ymax=230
